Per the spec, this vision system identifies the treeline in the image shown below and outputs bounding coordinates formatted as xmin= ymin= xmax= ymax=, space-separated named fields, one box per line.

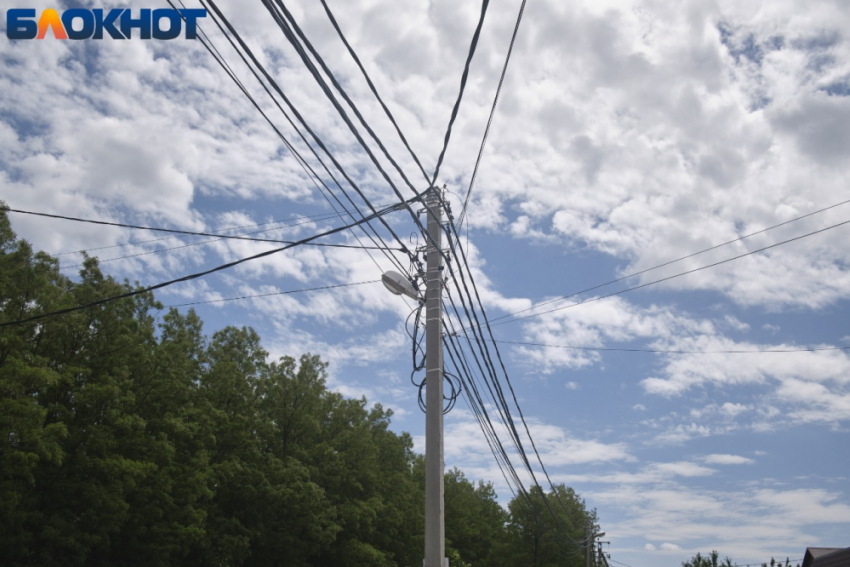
xmin=0 ymin=207 xmax=595 ymax=567
xmin=682 ymin=551 xmax=801 ymax=567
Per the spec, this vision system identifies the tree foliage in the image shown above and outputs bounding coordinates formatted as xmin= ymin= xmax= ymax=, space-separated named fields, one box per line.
xmin=682 ymin=551 xmax=734 ymax=567
xmin=0 ymin=207 xmax=597 ymax=566
xmin=500 ymin=484 xmax=596 ymax=567
xmin=682 ymin=551 xmax=801 ymax=567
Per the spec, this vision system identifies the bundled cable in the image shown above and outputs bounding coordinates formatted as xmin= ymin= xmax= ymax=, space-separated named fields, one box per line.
xmin=0 ymin=199 xmax=412 ymax=328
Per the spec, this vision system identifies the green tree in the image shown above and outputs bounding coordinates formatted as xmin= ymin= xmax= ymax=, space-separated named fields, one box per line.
xmin=0 ymin=204 xmax=211 ymax=566
xmin=682 ymin=551 xmax=734 ymax=567
xmin=444 ymin=467 xmax=507 ymax=567
xmin=195 ymin=331 xmax=337 ymax=567
xmin=0 ymin=206 xmax=598 ymax=567
xmin=501 ymin=484 xmax=595 ymax=567
xmin=762 ymin=558 xmax=800 ymax=567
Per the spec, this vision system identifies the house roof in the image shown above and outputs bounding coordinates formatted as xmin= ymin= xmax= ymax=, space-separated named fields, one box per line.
xmin=802 ymin=547 xmax=850 ymax=567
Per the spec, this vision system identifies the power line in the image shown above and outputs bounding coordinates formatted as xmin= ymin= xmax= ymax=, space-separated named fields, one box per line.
xmin=260 ymin=2 xmax=585 ymax=546
xmin=458 ymin=0 xmax=528 ymax=228
xmin=163 ymin=279 xmax=378 ymax=308
xmin=733 ymin=560 xmax=803 ymax=567
xmin=607 ymin=556 xmax=804 ymax=567
xmin=317 ymin=0 xmax=431 ymax=182
xmin=4 ymin=208 xmax=402 ymax=251
xmin=54 ymin=209 xmax=352 ymax=256
xmin=491 ymin=197 xmax=850 ymax=324
xmin=0 ymin=200 xmax=411 ymax=328
xmin=182 ymin=0 xmax=414 ymax=278
xmin=278 ymin=0 xmax=464 ymax=283
xmin=430 ymin=0 xmax=490 ymax=186
xmin=465 ymin=337 xmax=850 ymax=354
xmin=281 ymin=7 xmax=570 ymax=527
xmin=56 ymin=218 xmax=400 ymax=271
xmin=257 ymin=0 xmax=430 ymax=235
xmin=295 ymin=0 xmax=589 ymax=546
xmin=203 ymin=0 xmax=418 ymax=274
xmin=489 ymin=216 xmax=850 ymax=328
xmin=438 ymin=207 xmax=589 ymax=548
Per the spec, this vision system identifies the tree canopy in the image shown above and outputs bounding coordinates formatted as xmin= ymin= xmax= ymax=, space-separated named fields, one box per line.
xmin=681 ymin=550 xmax=801 ymax=567
xmin=0 ymin=206 xmax=598 ymax=567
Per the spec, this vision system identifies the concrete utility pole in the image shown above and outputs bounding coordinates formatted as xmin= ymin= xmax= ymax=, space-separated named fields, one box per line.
xmin=587 ymin=527 xmax=605 ymax=567
xmin=424 ymin=186 xmax=446 ymax=567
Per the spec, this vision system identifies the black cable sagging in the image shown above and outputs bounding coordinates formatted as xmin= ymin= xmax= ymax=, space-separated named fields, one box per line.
xmin=0 ymin=200 xmax=411 ymax=328
xmin=489 ymin=216 xmax=850 ymax=328
xmin=467 ymin=338 xmax=850 ymax=355
xmin=164 ymin=279 xmax=379 ymax=308
xmin=459 ymin=0 xmax=528 ymax=228
xmin=55 ymin=209 xmax=345 ymax=256
xmin=440 ymin=208 xmax=588 ymax=545
xmin=257 ymin=0 xmax=435 ymax=252
xmin=490 ymin=196 xmax=850 ymax=324
xmin=317 ymin=0 xmax=431 ymax=182
xmin=196 ymin=0 xmax=585 ymax=546
xmin=194 ymin=0 xmax=415 ymax=276
xmin=430 ymin=0 xmax=491 ymax=187
xmin=174 ymin=0 xmax=410 ymax=283
xmin=4 ymin=208 xmax=402 ymax=250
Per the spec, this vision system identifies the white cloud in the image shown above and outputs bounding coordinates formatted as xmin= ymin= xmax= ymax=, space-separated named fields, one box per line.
xmin=3 ymin=2 xmax=850 ymax=567
xmin=639 ymin=335 xmax=850 ymax=426
xmin=419 ymin=410 xmax=633 ymax=489
xmin=653 ymin=462 xmax=716 ymax=478
xmin=723 ymin=315 xmax=751 ymax=332
xmin=721 ymin=402 xmax=750 ymax=417
xmin=701 ymin=454 xmax=756 ymax=465
xmin=591 ymin=482 xmax=850 ymax=564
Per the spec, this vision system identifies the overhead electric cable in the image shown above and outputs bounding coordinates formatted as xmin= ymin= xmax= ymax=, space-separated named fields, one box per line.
xmin=180 ymin=0 xmax=413 ymax=276
xmin=164 ymin=279 xmax=378 ymax=308
xmin=441 ymin=240 xmax=587 ymax=545
xmin=258 ymin=0 xmax=431 ymax=239
xmin=265 ymin=10 xmax=556 ymax=516
xmin=443 ymin=329 xmax=530 ymax=505
xmin=458 ymin=0 xmax=528 ymax=228
xmin=203 ymin=0 xmax=416 ymax=273
xmin=489 ymin=216 xmax=850 ymax=327
xmin=267 ymin=0 xmax=475 ymax=291
xmin=5 ymin=208 xmax=401 ymax=251
xmin=317 ymin=0 xmax=431 ymax=181
xmin=491 ymin=196 xmax=850 ymax=323
xmin=264 ymin=0 xmax=502 ymax=346
xmin=55 ymin=209 xmax=350 ymax=256
xmin=0 ymin=199 xmax=411 ymax=328
xmin=609 ymin=559 xmax=644 ymax=567
xmin=732 ymin=561 xmax=803 ymax=567
xmin=430 ymin=0 xmax=491 ymax=186
xmin=57 ymin=234 xmax=395 ymax=271
xmin=259 ymin=1 xmax=584 ymax=543
xmin=443 ymin=319 xmax=527 ymax=484
xmin=440 ymin=209 xmax=595 ymax=544
xmin=464 ymin=338 xmax=850 ymax=354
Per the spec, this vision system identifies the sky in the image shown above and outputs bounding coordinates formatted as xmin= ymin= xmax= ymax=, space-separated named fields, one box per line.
xmin=2 ymin=0 xmax=850 ymax=566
